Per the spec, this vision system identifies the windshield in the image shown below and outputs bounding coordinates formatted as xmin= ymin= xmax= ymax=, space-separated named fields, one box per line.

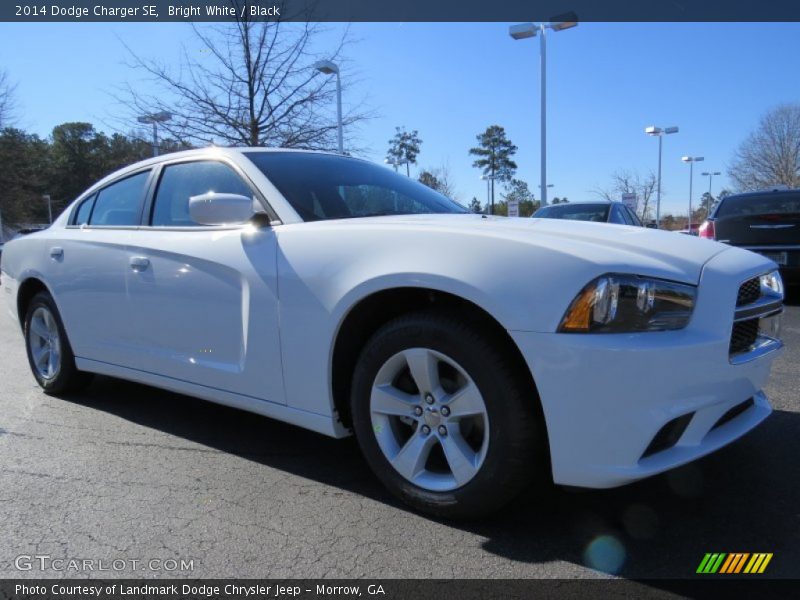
xmin=245 ymin=152 xmax=467 ymax=222
xmin=716 ymin=193 xmax=800 ymax=218
xmin=533 ymin=203 xmax=610 ymax=222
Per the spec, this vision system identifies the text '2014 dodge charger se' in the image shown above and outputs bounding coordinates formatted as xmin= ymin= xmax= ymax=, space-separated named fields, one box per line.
xmin=0 ymin=148 xmax=785 ymax=518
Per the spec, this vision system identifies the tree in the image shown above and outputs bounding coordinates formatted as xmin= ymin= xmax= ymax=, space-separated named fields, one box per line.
xmin=417 ymin=163 xmax=457 ymax=199
xmin=387 ymin=127 xmax=421 ymax=176
xmin=692 ymin=205 xmax=709 ymax=225
xmin=121 ymin=7 xmax=366 ymax=150
xmin=0 ymin=69 xmax=16 ymax=128
xmin=698 ymin=191 xmax=715 ymax=217
xmin=469 ymin=125 xmax=517 ymax=214
xmin=47 ymin=123 xmax=116 ymax=208
xmin=0 ymin=122 xmax=190 ymax=235
xmin=467 ymin=197 xmax=482 ymax=213
xmin=418 ymin=170 xmax=441 ymax=191
xmin=551 ymin=197 xmax=569 ymax=204
xmin=593 ymin=169 xmax=658 ymax=221
xmin=48 ymin=123 xmax=188 ymax=213
xmin=0 ymin=128 xmax=50 ymax=227
xmin=729 ymin=104 xmax=800 ymax=191
xmin=660 ymin=214 xmax=678 ymax=231
xmin=502 ymin=179 xmax=539 ymax=216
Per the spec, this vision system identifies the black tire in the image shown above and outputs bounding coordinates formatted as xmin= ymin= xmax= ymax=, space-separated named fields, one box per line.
xmin=24 ymin=291 xmax=93 ymax=395
xmin=351 ymin=309 xmax=547 ymax=519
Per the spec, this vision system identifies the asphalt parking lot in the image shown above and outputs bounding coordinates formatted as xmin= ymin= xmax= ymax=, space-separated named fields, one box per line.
xmin=0 ymin=294 xmax=798 ymax=582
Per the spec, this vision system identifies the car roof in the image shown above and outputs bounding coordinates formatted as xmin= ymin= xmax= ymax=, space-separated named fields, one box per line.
xmin=111 ymin=146 xmax=340 ymax=172
xmin=82 ymin=147 xmax=360 ymax=199
xmin=724 ymin=188 xmax=798 ymax=200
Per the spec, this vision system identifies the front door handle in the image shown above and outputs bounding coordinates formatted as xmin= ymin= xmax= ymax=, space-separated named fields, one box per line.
xmin=129 ymin=256 xmax=150 ymax=271
xmin=49 ymin=247 xmax=63 ymax=259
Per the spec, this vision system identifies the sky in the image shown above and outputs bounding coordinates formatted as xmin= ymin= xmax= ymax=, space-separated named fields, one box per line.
xmin=1 ymin=21 xmax=799 ymax=216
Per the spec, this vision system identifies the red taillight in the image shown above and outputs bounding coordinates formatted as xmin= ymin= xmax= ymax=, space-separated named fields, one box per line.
xmin=698 ymin=220 xmax=715 ymax=239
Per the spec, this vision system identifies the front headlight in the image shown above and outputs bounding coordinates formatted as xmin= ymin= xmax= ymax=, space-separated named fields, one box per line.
xmin=760 ymin=270 xmax=784 ymax=298
xmin=558 ymin=274 xmax=697 ymax=333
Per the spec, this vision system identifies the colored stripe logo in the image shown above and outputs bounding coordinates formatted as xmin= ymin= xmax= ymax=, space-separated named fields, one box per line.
xmin=697 ymin=552 xmax=773 ymax=574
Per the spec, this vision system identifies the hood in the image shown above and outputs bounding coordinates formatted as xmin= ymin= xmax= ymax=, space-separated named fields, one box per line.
xmin=329 ymin=213 xmax=728 ymax=284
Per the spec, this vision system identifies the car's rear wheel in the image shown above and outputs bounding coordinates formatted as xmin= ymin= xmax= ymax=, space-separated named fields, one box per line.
xmin=24 ymin=291 xmax=93 ymax=394
xmin=351 ymin=309 xmax=546 ymax=519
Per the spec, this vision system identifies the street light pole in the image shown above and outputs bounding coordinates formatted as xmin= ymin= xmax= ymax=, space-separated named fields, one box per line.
xmin=313 ymin=60 xmax=343 ymax=154
xmin=509 ymin=13 xmax=577 ymax=207
xmin=335 ymin=71 xmax=343 ymax=154
xmin=682 ymin=156 xmax=704 ymax=232
xmin=701 ymin=171 xmax=721 ymax=216
xmin=43 ymin=195 xmax=52 ymax=224
xmin=137 ymin=111 xmax=172 ymax=157
xmin=656 ymin=135 xmax=662 ymax=226
xmin=701 ymin=171 xmax=721 ymax=196
xmin=539 ymin=23 xmax=547 ymax=207
xmin=481 ymin=174 xmax=497 ymax=215
xmin=645 ymin=125 xmax=679 ymax=228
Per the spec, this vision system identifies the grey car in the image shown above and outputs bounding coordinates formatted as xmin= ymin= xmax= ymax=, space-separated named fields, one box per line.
xmin=533 ymin=201 xmax=643 ymax=226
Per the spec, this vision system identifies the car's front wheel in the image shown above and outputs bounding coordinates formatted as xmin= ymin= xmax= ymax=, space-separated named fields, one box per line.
xmin=351 ymin=309 xmax=546 ymax=519
xmin=24 ymin=291 xmax=93 ymax=394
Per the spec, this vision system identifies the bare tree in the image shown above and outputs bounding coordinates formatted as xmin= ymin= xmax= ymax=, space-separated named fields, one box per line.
xmin=434 ymin=162 xmax=458 ymax=200
xmin=0 ymin=69 xmax=17 ymax=128
xmin=417 ymin=163 xmax=458 ymax=200
xmin=592 ymin=169 xmax=658 ymax=221
xmin=119 ymin=3 xmax=367 ymax=150
xmin=729 ymin=104 xmax=800 ymax=191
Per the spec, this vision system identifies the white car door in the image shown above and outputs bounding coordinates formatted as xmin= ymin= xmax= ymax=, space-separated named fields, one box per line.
xmin=48 ymin=169 xmax=153 ymax=366
xmin=123 ymin=158 xmax=285 ymax=404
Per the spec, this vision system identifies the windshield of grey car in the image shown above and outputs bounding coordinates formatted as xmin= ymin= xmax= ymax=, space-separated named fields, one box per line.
xmin=533 ymin=203 xmax=610 ymax=222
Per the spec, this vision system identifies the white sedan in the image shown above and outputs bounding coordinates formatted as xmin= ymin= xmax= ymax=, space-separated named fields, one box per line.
xmin=0 ymin=148 xmax=785 ymax=518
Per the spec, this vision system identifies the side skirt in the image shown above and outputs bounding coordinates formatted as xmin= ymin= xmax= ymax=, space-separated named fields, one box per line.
xmin=75 ymin=357 xmax=351 ymax=439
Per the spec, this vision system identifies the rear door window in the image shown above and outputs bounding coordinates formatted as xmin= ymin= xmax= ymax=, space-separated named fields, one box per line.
xmin=89 ymin=171 xmax=151 ymax=226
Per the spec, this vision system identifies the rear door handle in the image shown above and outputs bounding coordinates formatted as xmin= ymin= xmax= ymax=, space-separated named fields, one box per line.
xmin=129 ymin=256 xmax=150 ymax=271
xmin=49 ymin=247 xmax=63 ymax=259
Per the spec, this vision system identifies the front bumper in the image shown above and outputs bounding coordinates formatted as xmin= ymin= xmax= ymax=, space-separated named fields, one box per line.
xmin=510 ymin=247 xmax=782 ymax=488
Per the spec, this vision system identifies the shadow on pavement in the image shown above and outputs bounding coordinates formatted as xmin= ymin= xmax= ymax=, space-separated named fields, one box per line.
xmin=61 ymin=374 xmax=800 ymax=581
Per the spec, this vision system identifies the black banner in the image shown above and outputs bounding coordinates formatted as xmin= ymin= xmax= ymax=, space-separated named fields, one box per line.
xmin=2 ymin=0 xmax=800 ymax=23
xmin=0 ymin=580 xmax=797 ymax=600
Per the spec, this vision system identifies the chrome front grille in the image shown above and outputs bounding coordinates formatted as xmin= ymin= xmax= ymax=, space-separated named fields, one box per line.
xmin=729 ymin=274 xmax=784 ymax=362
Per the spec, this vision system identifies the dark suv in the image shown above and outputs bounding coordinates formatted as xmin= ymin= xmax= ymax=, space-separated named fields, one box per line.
xmin=699 ymin=189 xmax=800 ymax=284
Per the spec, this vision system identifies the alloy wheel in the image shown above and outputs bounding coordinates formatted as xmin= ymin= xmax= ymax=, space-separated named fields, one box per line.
xmin=369 ymin=347 xmax=490 ymax=492
xmin=28 ymin=306 xmax=62 ymax=381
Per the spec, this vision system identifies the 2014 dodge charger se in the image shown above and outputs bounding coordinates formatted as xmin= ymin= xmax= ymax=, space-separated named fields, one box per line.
xmin=0 ymin=148 xmax=785 ymax=518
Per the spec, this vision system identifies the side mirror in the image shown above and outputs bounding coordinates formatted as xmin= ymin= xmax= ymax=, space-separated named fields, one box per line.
xmin=188 ymin=192 xmax=255 ymax=226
